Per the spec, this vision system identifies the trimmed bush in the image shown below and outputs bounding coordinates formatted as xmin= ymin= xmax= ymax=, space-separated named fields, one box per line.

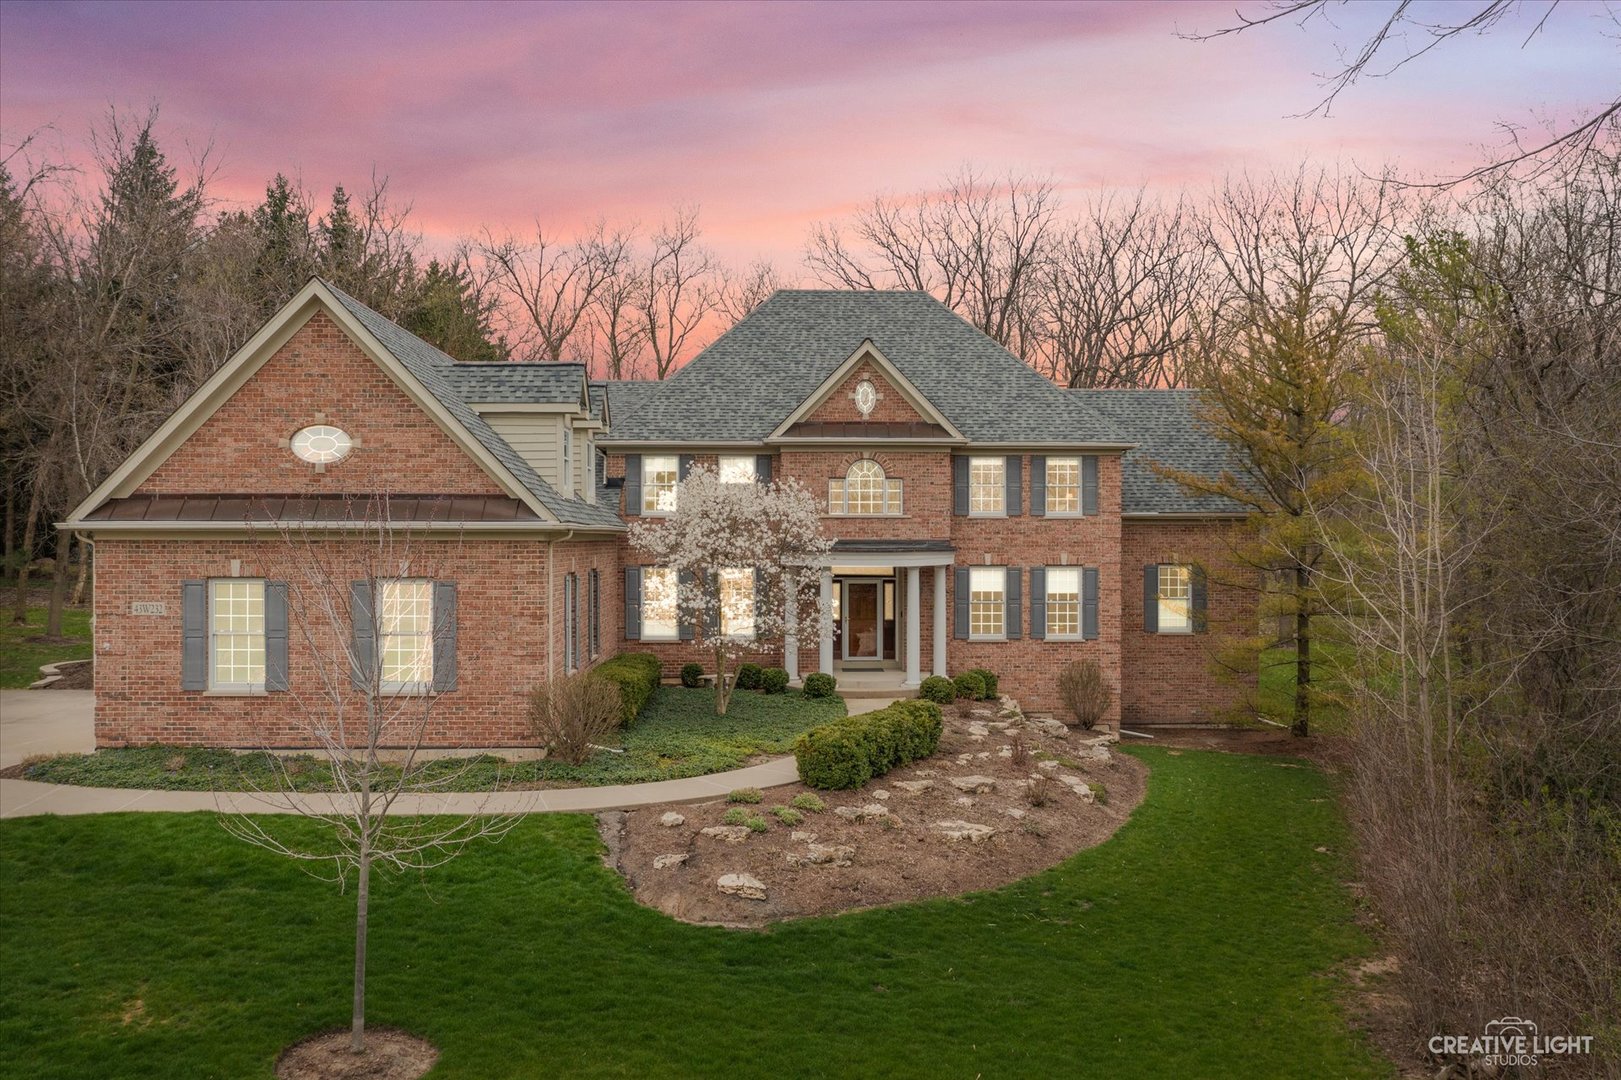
xmin=919 ymin=675 xmax=956 ymax=705
xmin=790 ymin=793 xmax=825 ymax=813
xmin=793 ymin=700 xmax=944 ymax=790
xmin=761 ymin=667 xmax=790 ymax=694
xmin=723 ymin=807 xmax=748 ymax=825
xmin=735 ymin=663 xmax=764 ymax=690
xmin=679 ymin=662 xmax=705 ymax=689
xmin=967 ymin=668 xmax=999 ymax=700
xmin=589 ymin=652 xmax=661 ymax=726
xmin=802 ymin=672 xmax=837 ymax=699
xmin=772 ymin=806 xmax=803 ymax=826
xmin=726 ymin=787 xmax=763 ymax=804
xmin=953 ymin=671 xmax=987 ymax=701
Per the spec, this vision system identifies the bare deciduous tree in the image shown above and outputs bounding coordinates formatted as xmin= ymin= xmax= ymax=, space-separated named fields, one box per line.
xmin=481 ymin=220 xmax=631 ymax=362
xmin=634 ymin=207 xmax=722 ymax=380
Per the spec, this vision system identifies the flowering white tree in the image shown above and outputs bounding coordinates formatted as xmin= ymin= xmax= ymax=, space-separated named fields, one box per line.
xmin=628 ymin=464 xmax=832 ymax=715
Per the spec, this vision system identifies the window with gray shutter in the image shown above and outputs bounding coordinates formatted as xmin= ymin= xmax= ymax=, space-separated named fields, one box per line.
xmin=265 ymin=581 xmax=289 ymax=691
xmin=1028 ymin=567 xmax=1046 ymax=639
xmin=1005 ymin=567 xmax=1022 ymax=639
xmin=431 ymin=581 xmax=458 ymax=692
xmin=589 ymin=570 xmax=600 ymax=658
xmin=953 ymin=567 xmax=971 ymax=638
xmin=351 ymin=581 xmax=376 ymax=689
xmin=952 ymin=456 xmax=969 ymax=516
xmin=1082 ymin=456 xmax=1099 ymax=516
xmin=1082 ymin=567 xmax=1099 ymax=640
xmin=1142 ymin=565 xmax=1159 ymax=634
xmin=678 ymin=570 xmax=697 ymax=641
xmin=1005 ymin=457 xmax=1022 ymax=517
xmin=181 ymin=580 xmax=207 ymax=690
xmin=1030 ymin=456 xmax=1046 ymax=517
xmin=1191 ymin=566 xmax=1208 ymax=633
xmin=624 ymin=567 xmax=642 ymax=641
xmin=756 ymin=455 xmax=772 ymax=484
xmin=623 ymin=454 xmax=642 ymax=516
xmin=678 ymin=455 xmax=693 ymax=481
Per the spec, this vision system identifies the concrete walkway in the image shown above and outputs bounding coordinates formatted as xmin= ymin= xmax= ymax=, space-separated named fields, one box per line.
xmin=0 ymin=689 xmax=813 ymax=819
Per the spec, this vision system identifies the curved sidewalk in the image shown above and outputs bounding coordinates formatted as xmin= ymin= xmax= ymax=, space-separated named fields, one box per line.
xmin=0 ymin=755 xmax=800 ymax=820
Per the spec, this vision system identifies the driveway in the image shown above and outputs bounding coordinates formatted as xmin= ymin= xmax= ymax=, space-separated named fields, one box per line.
xmin=0 ymin=690 xmax=94 ymax=768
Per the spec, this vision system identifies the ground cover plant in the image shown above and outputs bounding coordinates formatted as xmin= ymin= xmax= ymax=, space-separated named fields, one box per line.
xmin=15 ymin=687 xmax=846 ymax=791
xmin=0 ymin=748 xmax=1386 ymax=1079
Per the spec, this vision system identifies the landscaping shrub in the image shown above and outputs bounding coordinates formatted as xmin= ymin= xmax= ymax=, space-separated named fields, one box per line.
xmin=760 ymin=667 xmax=790 ymax=694
xmin=793 ymin=700 xmax=943 ymax=790
xmin=952 ymin=671 xmax=986 ymax=701
xmin=967 ymin=668 xmax=998 ymax=700
xmin=802 ymin=672 xmax=836 ymax=699
xmin=744 ymin=814 xmax=770 ymax=833
xmin=790 ymin=793 xmax=825 ymax=813
xmin=919 ymin=675 xmax=955 ymax=704
xmin=735 ymin=663 xmax=764 ymax=690
xmin=680 ymin=662 xmax=705 ymax=689
xmin=723 ymin=807 xmax=748 ymax=825
xmin=726 ymin=787 xmax=763 ymax=804
xmin=772 ymin=806 xmax=803 ymax=826
xmin=1057 ymin=659 xmax=1112 ymax=729
xmin=527 ymin=673 xmax=622 ymax=765
xmin=590 ymin=652 xmax=662 ymax=726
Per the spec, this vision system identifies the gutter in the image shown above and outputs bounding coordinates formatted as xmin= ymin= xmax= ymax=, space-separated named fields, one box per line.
xmin=56 ymin=520 xmax=625 ymax=536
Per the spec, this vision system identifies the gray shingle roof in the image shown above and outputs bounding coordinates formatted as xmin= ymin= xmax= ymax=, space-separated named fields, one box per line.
xmin=1076 ymin=389 xmax=1249 ymax=515
xmin=324 ymin=282 xmax=621 ymax=528
xmin=603 ymin=291 xmax=1129 ymax=444
xmin=442 ymin=363 xmax=587 ymax=405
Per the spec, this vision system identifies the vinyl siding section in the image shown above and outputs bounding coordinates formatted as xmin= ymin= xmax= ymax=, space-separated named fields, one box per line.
xmin=483 ymin=413 xmax=567 ymax=496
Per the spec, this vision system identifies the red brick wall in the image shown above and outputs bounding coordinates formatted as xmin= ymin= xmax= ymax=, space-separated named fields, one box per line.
xmin=1119 ymin=520 xmax=1257 ymax=726
xmin=802 ymin=362 xmax=926 ymax=425
xmin=138 ymin=311 xmax=505 ymax=497
xmin=92 ymin=535 xmax=615 ymax=748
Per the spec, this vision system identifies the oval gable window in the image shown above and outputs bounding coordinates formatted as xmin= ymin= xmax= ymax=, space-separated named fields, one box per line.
xmin=853 ymin=379 xmax=877 ymax=417
xmin=290 ymin=425 xmax=353 ymax=465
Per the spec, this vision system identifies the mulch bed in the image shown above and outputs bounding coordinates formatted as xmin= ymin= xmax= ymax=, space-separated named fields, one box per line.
xmin=275 ymin=1028 xmax=438 ymax=1080
xmin=39 ymin=659 xmax=93 ymax=690
xmin=605 ymin=701 xmax=1147 ymax=927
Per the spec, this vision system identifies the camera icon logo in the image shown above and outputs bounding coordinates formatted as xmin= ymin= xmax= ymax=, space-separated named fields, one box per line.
xmin=1485 ymin=1017 xmax=1538 ymax=1044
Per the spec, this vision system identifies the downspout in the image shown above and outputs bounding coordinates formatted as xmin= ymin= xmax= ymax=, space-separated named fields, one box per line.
xmin=546 ymin=530 xmax=575 ymax=679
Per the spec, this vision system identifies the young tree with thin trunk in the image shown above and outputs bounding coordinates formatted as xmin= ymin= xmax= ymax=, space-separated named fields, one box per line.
xmin=627 ymin=465 xmax=831 ymax=715
xmin=222 ymin=497 xmax=517 ymax=1056
xmin=635 ymin=207 xmax=722 ymax=380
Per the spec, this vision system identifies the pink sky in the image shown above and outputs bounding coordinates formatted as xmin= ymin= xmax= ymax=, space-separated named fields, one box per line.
xmin=1 ymin=0 xmax=1614 ymax=269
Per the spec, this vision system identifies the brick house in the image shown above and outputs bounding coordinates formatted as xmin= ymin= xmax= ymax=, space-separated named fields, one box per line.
xmin=64 ymin=280 xmax=1254 ymax=748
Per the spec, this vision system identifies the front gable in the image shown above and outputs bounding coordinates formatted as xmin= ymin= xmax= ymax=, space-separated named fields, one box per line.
xmin=769 ymin=341 xmax=965 ymax=443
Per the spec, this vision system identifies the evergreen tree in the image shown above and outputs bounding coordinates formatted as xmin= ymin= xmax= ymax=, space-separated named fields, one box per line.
xmin=403 ymin=258 xmax=507 ymax=362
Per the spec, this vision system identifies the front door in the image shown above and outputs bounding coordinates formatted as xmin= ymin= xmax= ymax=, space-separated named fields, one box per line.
xmin=843 ymin=581 xmax=882 ymax=660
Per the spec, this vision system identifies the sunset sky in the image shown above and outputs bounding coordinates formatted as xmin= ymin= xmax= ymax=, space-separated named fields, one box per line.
xmin=1 ymin=0 xmax=1615 ymax=269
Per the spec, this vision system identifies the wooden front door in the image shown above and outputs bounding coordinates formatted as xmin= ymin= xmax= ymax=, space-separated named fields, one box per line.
xmin=843 ymin=581 xmax=882 ymax=660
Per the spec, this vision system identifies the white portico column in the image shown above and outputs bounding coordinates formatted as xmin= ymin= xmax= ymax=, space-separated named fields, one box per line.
xmin=904 ymin=566 xmax=921 ymax=687
xmin=783 ymin=575 xmax=800 ymax=683
xmin=933 ymin=565 xmax=948 ymax=678
xmin=818 ymin=569 xmax=834 ymax=676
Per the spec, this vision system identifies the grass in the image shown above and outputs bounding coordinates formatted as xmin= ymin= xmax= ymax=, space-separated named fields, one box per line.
xmin=0 ymin=748 xmax=1387 ymax=1079
xmin=1257 ymin=642 xmax=1354 ymax=735
xmin=17 ymin=686 xmax=846 ymax=791
xmin=0 ymin=604 xmax=91 ymax=688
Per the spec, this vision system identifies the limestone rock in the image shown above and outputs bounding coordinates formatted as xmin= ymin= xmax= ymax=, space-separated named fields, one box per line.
xmin=834 ymin=803 xmax=891 ymax=821
xmin=967 ymin=721 xmax=990 ymax=737
xmin=701 ymin=825 xmax=751 ymax=843
xmin=1057 ymin=775 xmax=1096 ymax=802
xmin=653 ymin=853 xmax=689 ymax=869
xmin=932 ymin=820 xmax=996 ymax=843
xmin=716 ymin=873 xmax=767 ymax=901
xmin=658 ymin=812 xmax=686 ymax=828
xmin=790 ymin=830 xmax=818 ymax=843
xmin=871 ymin=789 xmax=891 ymax=801
xmin=1000 ymin=806 xmax=1027 ymax=820
xmin=1036 ymin=759 xmax=1061 ymax=771
xmin=954 ymin=796 xmax=976 ymax=807
xmin=803 ymin=843 xmax=855 ymax=867
xmin=893 ymin=779 xmax=935 ymax=794
xmin=950 ymin=775 xmax=997 ymax=794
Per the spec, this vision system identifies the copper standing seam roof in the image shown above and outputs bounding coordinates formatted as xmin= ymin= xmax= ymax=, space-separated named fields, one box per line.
xmin=83 ymin=495 xmax=545 ymax=523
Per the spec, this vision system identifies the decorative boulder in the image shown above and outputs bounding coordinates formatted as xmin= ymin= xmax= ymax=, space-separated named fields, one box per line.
xmin=950 ymin=775 xmax=997 ymax=794
xmin=716 ymin=873 xmax=768 ymax=901
xmin=893 ymin=780 xmax=935 ymax=794
xmin=659 ymin=812 xmax=686 ymax=828
xmin=700 ymin=825 xmax=751 ymax=843
xmin=932 ymin=820 xmax=996 ymax=843
xmin=653 ymin=853 xmax=689 ymax=869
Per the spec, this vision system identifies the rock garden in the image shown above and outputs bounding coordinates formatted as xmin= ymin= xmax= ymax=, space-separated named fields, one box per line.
xmin=604 ymin=693 xmax=1147 ymax=926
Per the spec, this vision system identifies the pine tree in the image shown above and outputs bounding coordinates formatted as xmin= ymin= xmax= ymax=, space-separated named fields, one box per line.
xmin=402 ymin=258 xmax=507 ymax=362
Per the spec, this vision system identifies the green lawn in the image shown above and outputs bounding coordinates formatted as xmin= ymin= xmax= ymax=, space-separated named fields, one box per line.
xmin=0 ymin=605 xmax=91 ymax=688
xmin=18 ymin=686 xmax=846 ymax=791
xmin=0 ymin=748 xmax=1388 ymax=1079
xmin=1257 ymin=643 xmax=1353 ymax=734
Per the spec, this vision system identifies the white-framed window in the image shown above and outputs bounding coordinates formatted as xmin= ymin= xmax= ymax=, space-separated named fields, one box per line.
xmin=828 ymin=459 xmax=903 ymax=515
xmin=969 ymin=567 xmax=1006 ymax=640
xmin=209 ymin=578 xmax=266 ymax=691
xmin=642 ymin=455 xmax=679 ymax=514
xmin=1158 ymin=565 xmax=1193 ymax=633
xmin=642 ymin=567 xmax=679 ymax=641
xmin=1046 ymin=567 xmax=1082 ymax=639
xmin=719 ymin=567 xmax=756 ymax=640
xmin=379 ymin=579 xmax=434 ymax=690
xmin=718 ymin=455 xmax=757 ymax=484
xmin=1046 ymin=457 xmax=1081 ymax=515
xmin=289 ymin=425 xmax=353 ymax=465
xmin=561 ymin=427 xmax=573 ymax=496
xmin=969 ymin=457 xmax=1005 ymax=516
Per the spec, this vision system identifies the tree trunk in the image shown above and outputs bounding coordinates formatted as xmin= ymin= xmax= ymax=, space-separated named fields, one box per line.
xmin=713 ymin=644 xmax=730 ymax=716
xmin=11 ymin=480 xmax=43 ymax=626
xmin=1293 ymin=565 xmax=1311 ymax=738
xmin=352 ymin=815 xmax=371 ymax=1054
xmin=44 ymin=530 xmax=71 ymax=638
xmin=71 ymin=540 xmax=91 ymax=606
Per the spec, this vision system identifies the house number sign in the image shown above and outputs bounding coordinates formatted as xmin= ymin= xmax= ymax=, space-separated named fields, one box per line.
xmin=131 ymin=602 xmax=167 ymax=616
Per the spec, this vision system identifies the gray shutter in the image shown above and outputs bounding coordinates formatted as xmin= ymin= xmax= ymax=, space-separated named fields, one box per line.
xmin=1082 ymin=455 xmax=1099 ymax=516
xmin=1030 ymin=456 xmax=1046 ymax=517
xmin=678 ymin=570 xmax=697 ymax=641
xmin=563 ymin=575 xmax=574 ymax=672
xmin=350 ymin=582 xmax=375 ymax=689
xmin=952 ymin=456 xmax=968 ymax=516
xmin=623 ymin=566 xmax=642 ymax=641
xmin=678 ymin=454 xmax=693 ymax=481
xmin=1005 ymin=567 xmax=1022 ymax=640
xmin=623 ymin=454 xmax=642 ymax=516
xmin=953 ymin=567 xmax=970 ymax=639
xmin=432 ymin=581 xmax=458 ymax=692
xmin=1028 ymin=566 xmax=1046 ymax=640
xmin=755 ymin=455 xmax=772 ymax=484
xmin=1083 ymin=567 xmax=1100 ymax=641
xmin=181 ymin=580 xmax=207 ymax=690
xmin=753 ymin=568 xmax=765 ymax=632
xmin=265 ymin=581 xmax=289 ymax=691
xmin=1142 ymin=565 xmax=1159 ymax=634
xmin=590 ymin=570 xmax=600 ymax=657
xmin=1006 ymin=456 xmax=1022 ymax=517
xmin=1192 ymin=566 xmax=1208 ymax=633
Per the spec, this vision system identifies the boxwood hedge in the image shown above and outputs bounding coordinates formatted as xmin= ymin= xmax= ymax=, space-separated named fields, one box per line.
xmin=591 ymin=652 xmax=662 ymax=726
xmin=793 ymin=699 xmax=944 ymax=790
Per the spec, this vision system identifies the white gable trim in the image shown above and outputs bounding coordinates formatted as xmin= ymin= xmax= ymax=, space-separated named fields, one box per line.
xmin=766 ymin=340 xmax=966 ymax=441
xmin=65 ymin=280 xmax=557 ymax=524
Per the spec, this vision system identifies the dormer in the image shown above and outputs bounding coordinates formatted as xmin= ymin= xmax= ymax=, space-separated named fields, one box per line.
xmin=453 ymin=363 xmax=596 ymax=499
